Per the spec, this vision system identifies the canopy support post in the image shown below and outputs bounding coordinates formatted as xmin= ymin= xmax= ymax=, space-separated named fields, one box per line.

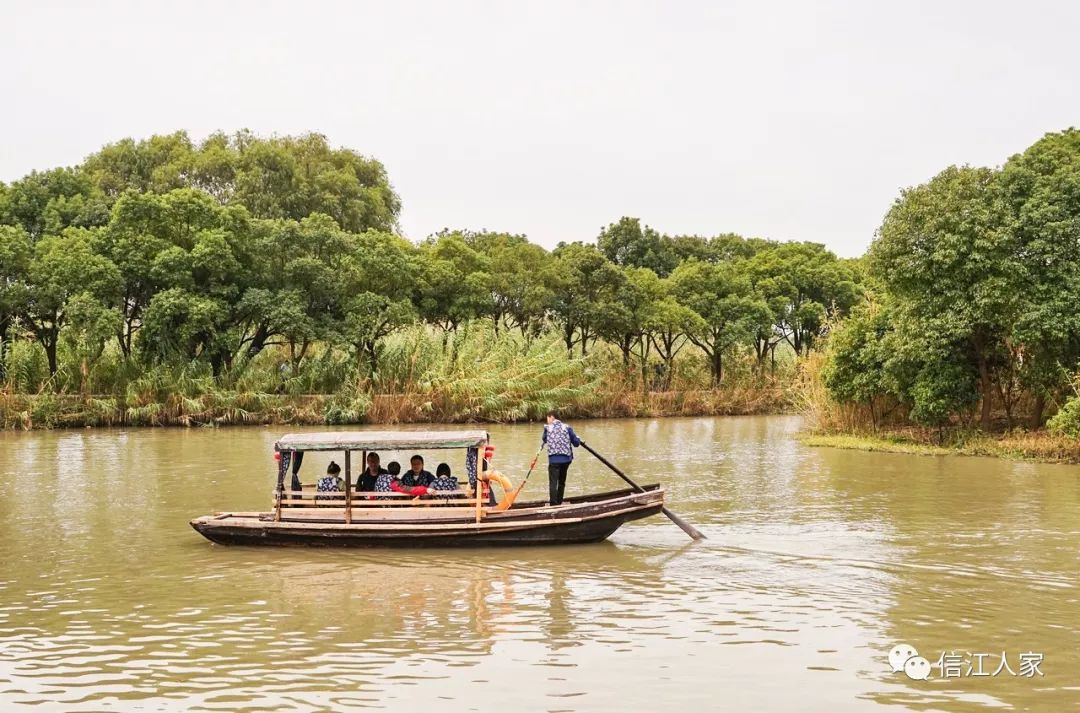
xmin=475 ymin=439 xmax=486 ymax=523
xmin=344 ymin=450 xmax=352 ymax=524
xmin=274 ymin=448 xmax=288 ymax=522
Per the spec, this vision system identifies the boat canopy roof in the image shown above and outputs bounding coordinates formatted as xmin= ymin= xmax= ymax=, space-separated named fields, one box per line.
xmin=275 ymin=430 xmax=490 ymax=452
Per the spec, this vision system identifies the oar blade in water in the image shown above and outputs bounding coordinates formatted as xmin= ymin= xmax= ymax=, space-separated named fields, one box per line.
xmin=580 ymin=440 xmax=706 ymax=541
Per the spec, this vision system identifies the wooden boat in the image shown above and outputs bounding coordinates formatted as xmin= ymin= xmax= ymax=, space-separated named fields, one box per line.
xmin=190 ymin=430 xmax=665 ymax=547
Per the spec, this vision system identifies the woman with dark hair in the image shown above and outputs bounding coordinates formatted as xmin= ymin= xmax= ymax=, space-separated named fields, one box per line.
xmin=372 ymin=461 xmax=399 ymax=496
xmin=428 ymin=462 xmax=459 ymax=492
xmin=316 ymin=461 xmax=344 ymax=502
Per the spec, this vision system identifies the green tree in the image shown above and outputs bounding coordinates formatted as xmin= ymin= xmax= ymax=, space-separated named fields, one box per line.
xmin=23 ymin=228 xmax=121 ymax=375
xmin=670 ymin=259 xmax=771 ymax=385
xmin=96 ymin=192 xmax=174 ymax=357
xmin=134 ymin=191 xmax=257 ymax=375
xmin=140 ymin=287 xmax=228 ymax=372
xmin=750 ymin=241 xmax=861 ymax=359
xmin=340 ymin=231 xmax=419 ymax=374
xmin=998 ymin=128 xmax=1080 ymax=426
xmin=61 ymin=291 xmax=123 ymax=393
xmin=597 ymin=217 xmax=678 ymax=276
xmin=229 ymin=131 xmax=401 ymax=233
xmin=822 ymin=300 xmax=899 ymax=425
xmin=457 ymin=231 xmax=556 ymax=339
xmin=1 ymin=168 xmax=109 ymax=240
xmin=551 ymin=242 xmax=625 ymax=356
xmin=83 ymin=131 xmax=402 ymax=233
xmin=869 ymin=165 xmax=1016 ymax=428
xmin=907 ymin=356 xmax=980 ymax=430
xmin=648 ymin=295 xmax=703 ymax=390
xmin=1048 ymin=391 xmax=1080 ymax=437
xmin=236 ymin=213 xmax=356 ymax=370
xmin=0 ymin=225 xmax=33 ymax=377
xmin=595 ymin=267 xmax=663 ymax=381
xmin=82 ymin=131 xmax=196 ymax=198
xmin=415 ymin=233 xmax=492 ymax=332
xmin=668 ymin=233 xmax=771 ymax=263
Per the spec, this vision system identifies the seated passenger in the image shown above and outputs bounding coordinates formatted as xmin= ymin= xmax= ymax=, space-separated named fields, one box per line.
xmin=373 ymin=461 xmax=400 ymax=494
xmin=390 ymin=460 xmax=432 ymax=497
xmin=428 ymin=462 xmax=459 ymax=493
xmin=316 ymin=461 xmax=344 ymax=502
xmin=357 ymin=452 xmax=388 ymax=491
xmin=366 ymin=459 xmax=427 ymax=498
xmin=401 ymin=454 xmax=435 ymax=488
xmin=371 ymin=460 xmax=429 ymax=499
xmin=390 ymin=478 xmax=430 ymax=497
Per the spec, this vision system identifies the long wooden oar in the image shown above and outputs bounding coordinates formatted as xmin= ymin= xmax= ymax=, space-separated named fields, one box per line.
xmin=580 ymin=441 xmax=706 ymax=541
xmin=491 ymin=445 xmax=545 ymax=513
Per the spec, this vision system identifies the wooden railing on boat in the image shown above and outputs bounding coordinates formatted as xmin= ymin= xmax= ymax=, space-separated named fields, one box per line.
xmin=272 ymin=487 xmax=484 ymax=522
xmin=276 ymin=489 xmax=475 ymax=506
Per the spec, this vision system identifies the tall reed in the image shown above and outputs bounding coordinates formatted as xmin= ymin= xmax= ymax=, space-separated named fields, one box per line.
xmin=0 ymin=323 xmax=792 ymax=428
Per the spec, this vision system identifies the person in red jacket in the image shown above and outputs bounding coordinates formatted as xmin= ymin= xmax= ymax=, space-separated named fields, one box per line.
xmin=374 ymin=460 xmax=430 ymax=497
xmin=390 ymin=479 xmax=430 ymax=497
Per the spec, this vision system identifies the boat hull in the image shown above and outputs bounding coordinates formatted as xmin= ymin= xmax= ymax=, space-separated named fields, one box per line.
xmin=190 ymin=486 xmax=664 ymax=548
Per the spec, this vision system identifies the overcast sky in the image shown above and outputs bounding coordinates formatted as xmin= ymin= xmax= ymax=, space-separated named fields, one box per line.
xmin=2 ymin=0 xmax=1078 ymax=256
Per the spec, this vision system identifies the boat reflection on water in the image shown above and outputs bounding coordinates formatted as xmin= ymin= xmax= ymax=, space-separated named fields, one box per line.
xmin=247 ymin=541 xmax=668 ymax=656
xmin=0 ymin=541 xmax=673 ymax=711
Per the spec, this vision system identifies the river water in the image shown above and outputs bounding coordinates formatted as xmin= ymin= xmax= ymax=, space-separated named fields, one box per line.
xmin=0 ymin=416 xmax=1077 ymax=712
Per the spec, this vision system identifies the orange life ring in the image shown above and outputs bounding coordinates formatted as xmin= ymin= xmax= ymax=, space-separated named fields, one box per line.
xmin=480 ymin=470 xmax=514 ymax=506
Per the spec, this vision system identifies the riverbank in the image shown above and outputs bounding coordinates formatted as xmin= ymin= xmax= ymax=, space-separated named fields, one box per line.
xmin=10 ymin=389 xmax=1078 ymax=467
xmin=0 ymin=384 xmax=789 ymax=429
xmin=798 ymin=429 xmax=1080 ymax=464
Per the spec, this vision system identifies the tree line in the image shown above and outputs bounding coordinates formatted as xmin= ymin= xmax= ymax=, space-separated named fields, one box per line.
xmin=822 ymin=128 xmax=1080 ymax=434
xmin=0 ymin=131 xmax=862 ymax=398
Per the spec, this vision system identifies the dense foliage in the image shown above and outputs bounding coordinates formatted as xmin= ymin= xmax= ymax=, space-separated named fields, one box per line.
xmin=823 ymin=128 xmax=1080 ymax=431
xmin=0 ymin=131 xmax=861 ymax=424
xmin=6 ymin=128 xmax=1080 ymax=435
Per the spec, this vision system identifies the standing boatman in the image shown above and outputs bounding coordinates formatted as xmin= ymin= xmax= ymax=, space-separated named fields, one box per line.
xmin=542 ymin=410 xmax=581 ymax=506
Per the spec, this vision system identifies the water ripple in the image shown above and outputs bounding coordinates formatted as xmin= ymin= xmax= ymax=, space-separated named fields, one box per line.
xmin=0 ymin=418 xmax=1077 ymax=711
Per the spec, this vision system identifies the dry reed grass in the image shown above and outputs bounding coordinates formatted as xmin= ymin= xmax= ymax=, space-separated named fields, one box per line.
xmin=0 ymin=324 xmax=794 ymax=430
